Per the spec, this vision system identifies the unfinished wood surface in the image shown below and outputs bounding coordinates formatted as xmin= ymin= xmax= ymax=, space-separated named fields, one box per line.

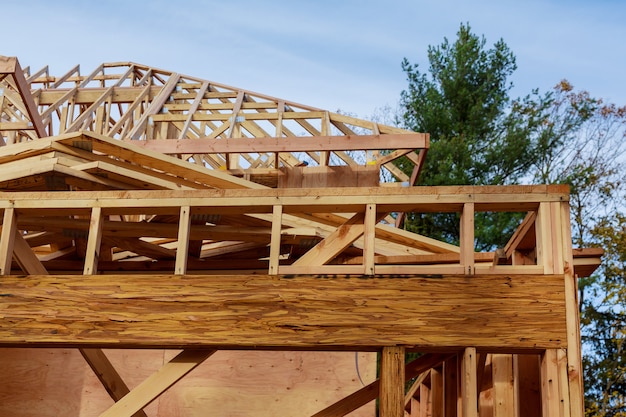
xmin=380 ymin=346 xmax=405 ymax=417
xmin=0 ymin=207 xmax=17 ymax=274
xmin=560 ymin=202 xmax=585 ymax=417
xmin=462 ymin=347 xmax=478 ymax=417
xmin=0 ymin=349 xmax=376 ymax=417
xmin=79 ymin=348 xmax=149 ymax=417
xmin=98 ymin=349 xmax=214 ymax=417
xmin=0 ymin=274 xmax=567 ymax=350
xmin=312 ymin=353 xmax=451 ymax=417
xmin=492 ymin=354 xmax=515 ymax=417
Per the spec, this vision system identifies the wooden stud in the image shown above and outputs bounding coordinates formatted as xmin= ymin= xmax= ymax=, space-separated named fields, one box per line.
xmin=0 ymin=207 xmax=17 ymax=274
xmin=536 ymin=202 xmax=554 ymax=274
xmin=560 ymin=201 xmax=584 ymax=417
xmin=515 ymin=354 xmax=542 ymax=417
xmin=83 ymin=206 xmax=104 ymax=275
xmin=268 ymin=204 xmax=283 ymax=275
xmin=541 ymin=349 xmax=562 ymax=417
xmin=460 ymin=202 xmax=475 ymax=275
xmin=363 ymin=203 xmax=376 ymax=275
xmin=492 ymin=354 xmax=515 ymax=417
xmin=431 ymin=366 xmax=444 ymax=417
xmin=461 ymin=347 xmax=478 ymax=417
xmin=175 ymin=205 xmax=191 ymax=275
xmin=380 ymin=346 xmax=405 ymax=417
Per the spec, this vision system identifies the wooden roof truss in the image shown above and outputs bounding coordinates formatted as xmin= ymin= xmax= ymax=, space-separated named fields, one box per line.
xmin=0 ymin=56 xmax=596 ymax=417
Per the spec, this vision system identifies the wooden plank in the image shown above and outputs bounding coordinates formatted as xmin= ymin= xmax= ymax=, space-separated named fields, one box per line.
xmin=462 ymin=347 xmax=478 ymax=417
xmin=79 ymin=348 xmax=148 ymax=417
xmin=98 ymin=349 xmax=215 ymax=417
xmin=0 ymin=207 xmax=17 ymax=274
xmin=124 ymin=133 xmax=428 ymax=153
xmin=12 ymin=230 xmax=48 ymax=274
xmin=83 ymin=207 xmax=104 ymax=275
xmin=0 ymin=274 xmax=567 ymax=350
xmin=541 ymin=349 xmax=561 ymax=417
xmin=268 ymin=204 xmax=282 ymax=275
xmin=293 ymin=211 xmax=366 ymax=266
xmin=175 ymin=206 xmax=191 ymax=275
xmin=431 ymin=366 xmax=444 ymax=417
xmin=492 ymin=354 xmax=515 ymax=417
xmin=0 ymin=184 xmax=570 ymax=213
xmin=380 ymin=346 xmax=405 ymax=417
xmin=536 ymin=202 xmax=554 ymax=274
xmin=363 ymin=203 xmax=376 ymax=275
xmin=560 ymin=202 xmax=584 ymax=417
xmin=460 ymin=202 xmax=475 ymax=275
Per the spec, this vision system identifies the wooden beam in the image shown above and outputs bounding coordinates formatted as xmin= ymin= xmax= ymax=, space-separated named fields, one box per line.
xmin=0 ymin=274 xmax=567 ymax=350
xmin=380 ymin=346 xmax=405 ymax=417
xmin=0 ymin=207 xmax=17 ymax=274
xmin=80 ymin=349 xmax=148 ymax=417
xmin=123 ymin=133 xmax=428 ymax=154
xmin=13 ymin=230 xmax=48 ymax=274
xmin=0 ymin=56 xmax=47 ymax=138
xmin=98 ymin=349 xmax=215 ymax=417
xmin=293 ymin=211 xmax=366 ymax=266
xmin=0 ymin=184 xmax=570 ymax=213
xmin=560 ymin=202 xmax=584 ymax=417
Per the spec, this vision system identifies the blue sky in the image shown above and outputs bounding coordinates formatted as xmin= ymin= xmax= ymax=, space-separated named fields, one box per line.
xmin=4 ymin=0 xmax=625 ymax=120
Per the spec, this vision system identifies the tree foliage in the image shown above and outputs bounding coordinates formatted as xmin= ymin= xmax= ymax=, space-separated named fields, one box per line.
xmin=399 ymin=23 xmax=626 ymax=415
xmin=399 ymin=23 xmax=550 ymax=249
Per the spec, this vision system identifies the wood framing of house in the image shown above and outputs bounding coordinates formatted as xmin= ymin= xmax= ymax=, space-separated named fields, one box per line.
xmin=0 ymin=56 xmax=600 ymax=416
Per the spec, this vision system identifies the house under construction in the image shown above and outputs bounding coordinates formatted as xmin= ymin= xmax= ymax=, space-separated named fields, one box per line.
xmin=0 ymin=56 xmax=601 ymax=416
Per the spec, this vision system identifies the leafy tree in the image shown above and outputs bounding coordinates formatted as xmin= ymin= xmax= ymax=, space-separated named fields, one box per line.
xmin=399 ymin=23 xmax=626 ymax=415
xmin=399 ymin=23 xmax=549 ymax=249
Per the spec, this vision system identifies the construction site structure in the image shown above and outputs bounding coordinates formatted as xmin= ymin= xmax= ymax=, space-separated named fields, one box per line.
xmin=0 ymin=56 xmax=601 ymax=416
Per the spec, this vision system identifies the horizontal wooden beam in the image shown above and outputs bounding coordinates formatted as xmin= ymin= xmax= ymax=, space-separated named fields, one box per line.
xmin=0 ymin=184 xmax=570 ymax=214
xmin=0 ymin=274 xmax=567 ymax=350
xmin=122 ymin=133 xmax=428 ymax=154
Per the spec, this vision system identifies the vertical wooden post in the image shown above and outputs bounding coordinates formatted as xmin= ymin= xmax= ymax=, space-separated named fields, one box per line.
xmin=535 ymin=202 xmax=554 ymax=274
xmin=83 ymin=206 xmax=104 ymax=275
xmin=380 ymin=346 xmax=405 ymax=417
xmin=175 ymin=206 xmax=191 ymax=275
xmin=460 ymin=203 xmax=475 ymax=275
xmin=268 ymin=204 xmax=283 ymax=275
xmin=461 ymin=347 xmax=478 ymax=417
xmin=560 ymin=201 xmax=584 ymax=417
xmin=492 ymin=354 xmax=515 ymax=417
xmin=0 ymin=208 xmax=17 ymax=274
xmin=363 ymin=203 xmax=376 ymax=275
xmin=541 ymin=349 xmax=562 ymax=417
xmin=432 ymin=366 xmax=444 ymax=417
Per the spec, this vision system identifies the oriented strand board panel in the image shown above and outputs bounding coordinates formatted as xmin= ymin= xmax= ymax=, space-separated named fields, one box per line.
xmin=0 ymin=349 xmax=376 ymax=417
xmin=0 ymin=274 xmax=567 ymax=350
